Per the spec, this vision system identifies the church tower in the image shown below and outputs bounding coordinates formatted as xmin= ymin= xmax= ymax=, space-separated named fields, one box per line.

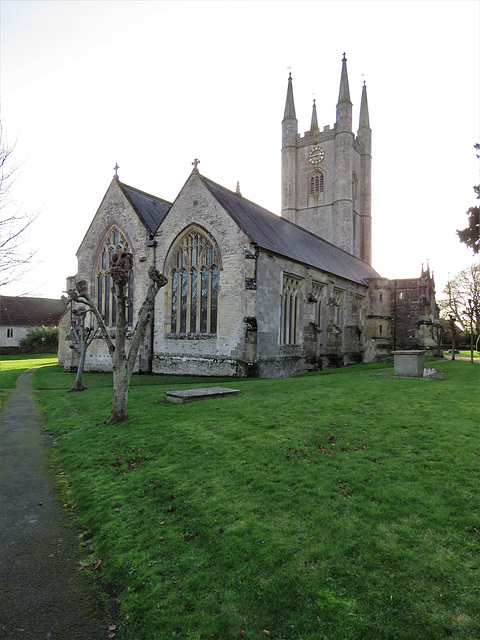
xmin=281 ymin=55 xmax=372 ymax=265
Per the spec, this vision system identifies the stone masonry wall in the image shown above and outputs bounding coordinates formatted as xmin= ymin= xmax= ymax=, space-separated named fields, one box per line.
xmin=152 ymin=173 xmax=253 ymax=376
xmin=62 ymin=179 xmax=154 ymax=372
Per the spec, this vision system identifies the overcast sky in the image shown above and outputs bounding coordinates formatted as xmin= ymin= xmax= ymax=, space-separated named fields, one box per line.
xmin=1 ymin=0 xmax=479 ymax=300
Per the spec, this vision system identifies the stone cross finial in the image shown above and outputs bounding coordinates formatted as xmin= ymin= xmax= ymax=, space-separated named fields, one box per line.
xmin=192 ymin=158 xmax=200 ymax=172
xmin=114 ymin=163 xmax=119 ymax=178
xmin=236 ymin=181 xmax=242 ymax=196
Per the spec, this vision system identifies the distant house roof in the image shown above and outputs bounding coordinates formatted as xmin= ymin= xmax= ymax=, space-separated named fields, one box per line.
xmin=0 ymin=296 xmax=66 ymax=327
xmin=202 ymin=176 xmax=379 ymax=286
xmin=118 ymin=182 xmax=172 ymax=235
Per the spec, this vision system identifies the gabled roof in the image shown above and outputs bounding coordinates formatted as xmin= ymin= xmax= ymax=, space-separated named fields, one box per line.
xmin=201 ymin=176 xmax=379 ymax=285
xmin=0 ymin=296 xmax=66 ymax=327
xmin=118 ymin=181 xmax=172 ymax=235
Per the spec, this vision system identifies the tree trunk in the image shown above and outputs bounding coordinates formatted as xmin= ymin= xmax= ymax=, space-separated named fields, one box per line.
xmin=105 ymin=275 xmax=129 ymax=425
xmin=69 ymin=344 xmax=87 ymax=392
xmin=106 ymin=357 xmax=130 ymax=424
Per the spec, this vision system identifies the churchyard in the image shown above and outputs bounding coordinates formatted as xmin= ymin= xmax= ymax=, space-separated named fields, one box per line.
xmin=1 ymin=355 xmax=479 ymax=639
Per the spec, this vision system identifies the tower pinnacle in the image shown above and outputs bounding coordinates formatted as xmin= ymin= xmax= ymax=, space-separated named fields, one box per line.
xmin=310 ymin=99 xmax=318 ymax=132
xmin=283 ymin=72 xmax=297 ymax=121
xmin=337 ymin=53 xmax=351 ymax=105
xmin=359 ymin=81 xmax=370 ymax=130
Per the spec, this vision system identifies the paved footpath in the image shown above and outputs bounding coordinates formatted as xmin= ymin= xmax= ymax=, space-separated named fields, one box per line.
xmin=0 ymin=369 xmax=116 ymax=640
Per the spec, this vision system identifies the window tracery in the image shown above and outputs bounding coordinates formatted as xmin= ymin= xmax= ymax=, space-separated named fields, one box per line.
xmin=308 ymin=170 xmax=324 ymax=195
xmin=312 ymin=282 xmax=325 ymax=326
xmin=281 ymin=274 xmax=302 ymax=345
xmin=95 ymin=227 xmax=133 ymax=327
xmin=170 ymin=228 xmax=219 ymax=335
xmin=332 ymin=287 xmax=345 ymax=327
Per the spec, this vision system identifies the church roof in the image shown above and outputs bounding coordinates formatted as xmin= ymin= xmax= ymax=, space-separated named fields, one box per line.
xmin=118 ymin=182 xmax=172 ymax=235
xmin=0 ymin=296 xmax=66 ymax=327
xmin=201 ymin=176 xmax=379 ymax=285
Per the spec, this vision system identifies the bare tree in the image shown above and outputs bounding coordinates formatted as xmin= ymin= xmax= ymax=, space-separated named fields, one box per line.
xmin=67 ymin=306 xmax=96 ymax=392
xmin=438 ymin=263 xmax=480 ymax=351
xmin=67 ymin=251 xmax=168 ymax=424
xmin=0 ymin=122 xmax=38 ymax=288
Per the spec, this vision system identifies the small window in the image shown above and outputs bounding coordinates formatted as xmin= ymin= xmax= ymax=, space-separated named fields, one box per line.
xmin=6 ymin=328 xmax=14 ymax=339
xmin=309 ymin=171 xmax=324 ymax=195
xmin=333 ymin=288 xmax=345 ymax=327
xmin=312 ymin=282 xmax=325 ymax=326
xmin=379 ymin=324 xmax=383 ymax=336
xmin=379 ymin=293 xmax=383 ymax=303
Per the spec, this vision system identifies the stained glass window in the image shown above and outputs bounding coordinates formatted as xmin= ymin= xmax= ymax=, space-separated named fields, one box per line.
xmin=170 ymin=229 xmax=219 ymax=335
xmin=95 ymin=227 xmax=132 ymax=327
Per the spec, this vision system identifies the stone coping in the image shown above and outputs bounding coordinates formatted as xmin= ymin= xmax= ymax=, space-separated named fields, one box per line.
xmin=391 ymin=350 xmax=426 ymax=355
xmin=165 ymin=386 xmax=240 ymax=404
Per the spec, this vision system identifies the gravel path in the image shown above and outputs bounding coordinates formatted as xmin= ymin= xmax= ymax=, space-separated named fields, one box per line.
xmin=0 ymin=369 xmax=117 ymax=640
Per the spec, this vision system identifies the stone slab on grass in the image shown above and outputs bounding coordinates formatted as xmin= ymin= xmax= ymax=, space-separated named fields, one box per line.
xmin=166 ymin=387 xmax=240 ymax=404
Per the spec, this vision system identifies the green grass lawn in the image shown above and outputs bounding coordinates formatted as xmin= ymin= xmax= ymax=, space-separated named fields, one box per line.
xmin=456 ymin=350 xmax=480 ymax=362
xmin=0 ymin=354 xmax=57 ymax=406
xmin=2 ymin=357 xmax=479 ymax=639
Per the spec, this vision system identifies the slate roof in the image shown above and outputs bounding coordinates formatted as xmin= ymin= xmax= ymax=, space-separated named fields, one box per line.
xmin=202 ymin=176 xmax=379 ymax=286
xmin=119 ymin=182 xmax=172 ymax=235
xmin=0 ymin=296 xmax=67 ymax=327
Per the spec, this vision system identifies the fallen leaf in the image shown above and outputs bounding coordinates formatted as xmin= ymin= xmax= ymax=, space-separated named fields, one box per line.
xmin=240 ymin=631 xmax=246 ymax=638
xmin=93 ymin=559 xmax=102 ymax=570
xmin=158 ymin=536 xmax=165 ymax=541
xmin=159 ymin=521 xmax=165 ymax=525
xmin=263 ymin=631 xmax=270 ymax=636
xmin=108 ymin=624 xmax=117 ymax=631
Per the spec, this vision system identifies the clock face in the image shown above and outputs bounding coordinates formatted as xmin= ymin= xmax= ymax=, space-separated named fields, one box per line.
xmin=309 ymin=146 xmax=325 ymax=165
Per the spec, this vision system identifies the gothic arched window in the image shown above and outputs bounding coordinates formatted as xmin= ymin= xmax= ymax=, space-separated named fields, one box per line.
xmin=309 ymin=170 xmax=324 ymax=195
xmin=280 ymin=274 xmax=303 ymax=345
xmin=95 ymin=227 xmax=133 ymax=327
xmin=170 ymin=228 xmax=219 ymax=335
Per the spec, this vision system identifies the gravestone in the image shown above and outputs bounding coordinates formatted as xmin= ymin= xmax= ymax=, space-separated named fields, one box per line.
xmin=165 ymin=387 xmax=240 ymax=404
xmin=392 ymin=350 xmax=425 ymax=377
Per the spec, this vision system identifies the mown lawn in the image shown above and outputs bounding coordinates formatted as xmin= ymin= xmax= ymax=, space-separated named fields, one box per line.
xmin=2 ymin=357 xmax=479 ymax=639
xmin=0 ymin=354 xmax=57 ymax=406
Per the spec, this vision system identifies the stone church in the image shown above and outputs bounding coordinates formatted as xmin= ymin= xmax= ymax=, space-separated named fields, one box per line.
xmin=58 ymin=56 xmax=440 ymax=377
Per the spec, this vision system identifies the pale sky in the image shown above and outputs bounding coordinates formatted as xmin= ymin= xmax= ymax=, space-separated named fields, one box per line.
xmin=1 ymin=0 xmax=479 ymax=300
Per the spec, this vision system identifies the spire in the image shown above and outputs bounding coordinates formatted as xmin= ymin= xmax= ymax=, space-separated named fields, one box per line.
xmin=310 ymin=99 xmax=318 ymax=132
xmin=236 ymin=181 xmax=242 ymax=197
xmin=359 ymin=81 xmax=370 ymax=129
xmin=283 ymin=72 xmax=297 ymax=121
xmin=421 ymin=261 xmax=431 ymax=278
xmin=337 ymin=53 xmax=351 ymax=105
